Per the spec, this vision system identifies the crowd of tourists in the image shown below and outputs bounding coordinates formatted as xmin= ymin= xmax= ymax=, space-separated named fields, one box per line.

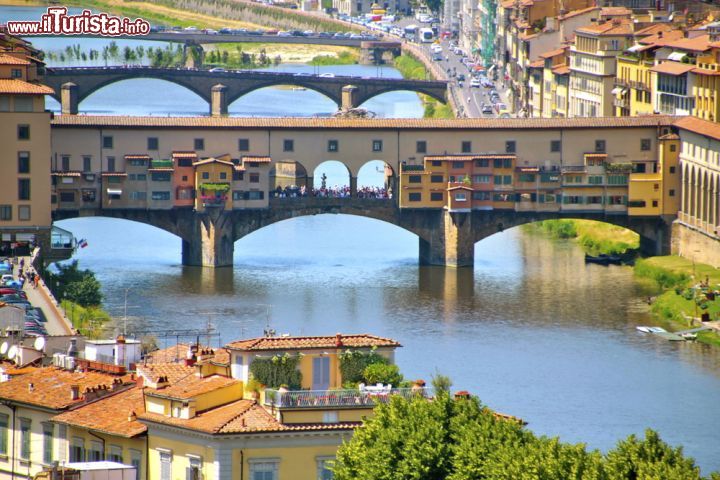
xmin=271 ymin=185 xmax=391 ymax=199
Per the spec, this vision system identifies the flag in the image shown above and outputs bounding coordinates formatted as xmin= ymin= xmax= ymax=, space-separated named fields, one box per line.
xmin=78 ymin=239 xmax=88 ymax=249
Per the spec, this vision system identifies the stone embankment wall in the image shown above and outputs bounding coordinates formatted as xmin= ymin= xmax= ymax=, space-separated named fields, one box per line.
xmin=671 ymin=221 xmax=720 ymax=268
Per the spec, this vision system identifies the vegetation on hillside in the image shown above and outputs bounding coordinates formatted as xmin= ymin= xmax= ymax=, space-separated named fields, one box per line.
xmin=334 ymin=382 xmax=719 ymax=480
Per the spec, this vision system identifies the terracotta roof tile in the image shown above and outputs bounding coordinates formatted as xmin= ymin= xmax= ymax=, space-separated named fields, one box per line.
xmin=172 ymin=151 xmax=198 ymax=159
xmin=558 ymin=6 xmax=599 ymax=20
xmin=659 ymin=34 xmax=711 ymax=52
xmin=538 ymin=47 xmax=567 ymax=59
xmin=145 ymin=373 xmax=239 ymax=400
xmin=0 ymin=366 xmax=130 ymax=410
xmin=638 ymin=29 xmax=684 ymax=46
xmin=600 ymin=6 xmax=631 ymax=16
xmin=634 ymin=23 xmax=678 ymax=37
xmin=50 ymin=115 xmax=677 ymax=130
xmin=143 ymin=344 xmax=230 ymax=365
xmin=225 ymin=334 xmax=400 ymax=351
xmin=424 ymin=154 xmax=516 ymax=161
xmin=52 ymin=386 xmax=146 ymax=438
xmin=676 ymin=116 xmax=720 ymax=141
xmin=651 ymin=61 xmax=696 ymax=75
xmin=193 ymin=158 xmax=234 ymax=167
xmin=139 ymin=398 xmax=359 ymax=434
xmin=241 ymin=156 xmax=272 ymax=163
xmin=529 ymin=59 xmax=544 ymax=68
xmin=101 ymin=172 xmax=127 ymax=177
xmin=0 ymin=53 xmax=29 ymax=65
xmin=576 ymin=18 xmax=633 ymax=36
xmin=552 ymin=65 xmax=571 ymax=75
xmin=137 ymin=363 xmax=194 ymax=383
xmin=0 ymin=78 xmax=53 ymax=95
xmin=51 ymin=171 xmax=82 ymax=177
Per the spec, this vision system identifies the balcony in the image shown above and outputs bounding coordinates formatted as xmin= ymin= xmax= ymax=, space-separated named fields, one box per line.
xmin=201 ymin=196 xmax=227 ymax=207
xmin=263 ymin=387 xmax=434 ymax=409
xmin=401 ymin=164 xmax=425 ymax=172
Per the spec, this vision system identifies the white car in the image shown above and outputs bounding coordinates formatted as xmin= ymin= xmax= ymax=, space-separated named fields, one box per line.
xmin=319 ymin=73 xmax=335 ymax=78
xmin=430 ymin=44 xmax=442 ymax=54
xmin=470 ymin=78 xmax=481 ymax=88
xmin=209 ymin=67 xmax=226 ymax=72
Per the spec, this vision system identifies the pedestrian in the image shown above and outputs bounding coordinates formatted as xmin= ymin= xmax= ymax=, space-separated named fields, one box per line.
xmin=19 ymin=258 xmax=24 ymax=270
xmin=19 ymin=276 xmax=25 ymax=289
xmin=33 ymin=273 xmax=39 ymax=289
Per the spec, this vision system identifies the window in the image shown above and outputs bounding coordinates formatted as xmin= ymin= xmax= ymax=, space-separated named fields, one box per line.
xmin=494 ymin=175 xmax=503 ymax=185
xmin=194 ymin=138 xmax=205 ymax=150
xmin=18 ymin=206 xmax=30 ymax=221
xmin=652 ymin=200 xmax=658 ymax=207
xmin=187 ymin=455 xmax=202 ymax=480
xmin=372 ymin=140 xmax=383 ymax=152
xmin=18 ymin=152 xmax=30 ymax=173
xmin=83 ymin=156 xmax=92 ymax=172
xmin=283 ymin=139 xmax=294 ymax=152
xmin=232 ymin=191 xmax=244 ymax=201
xmin=148 ymin=137 xmax=159 ymax=150
xmin=160 ymin=451 xmax=172 ymax=480
xmin=20 ymin=418 xmax=31 ymax=460
xmin=505 ymin=141 xmax=516 ymax=153
xmin=0 ymin=206 xmax=11 ymax=221
xmin=250 ymin=459 xmax=279 ymax=480
xmin=246 ymin=191 xmax=264 ymax=200
xmin=14 ymin=96 xmax=32 ymax=113
xmin=59 ymin=192 xmax=76 ymax=203
xmin=452 ymin=161 xmax=464 ymax=169
xmin=61 ymin=155 xmax=70 ymax=172
xmin=108 ymin=445 xmax=123 ymax=463
xmin=102 ymin=136 xmax=113 ymax=149
xmin=473 ymin=175 xmax=491 ymax=184
xmin=430 ymin=175 xmax=443 ymax=183
xmin=454 ymin=192 xmax=467 ymax=201
xmin=130 ymin=192 xmax=147 ymax=201
xmin=18 ymin=179 xmax=30 ymax=200
xmin=317 ymin=457 xmax=335 ymax=480
xmin=0 ymin=414 xmax=7 ymax=455
xmin=607 ymin=175 xmax=627 ymax=185
xmin=11 ymin=68 xmax=22 ymax=78
xmin=0 ymin=97 xmax=7 ymax=111
xmin=588 ymin=175 xmax=603 ymax=185
xmin=408 ymin=192 xmax=421 ymax=202
xmin=518 ymin=174 xmax=535 ymax=183
xmin=551 ymin=140 xmax=561 ymax=152
xmin=476 ymin=159 xmax=489 ymax=167
xmin=129 ymin=159 xmax=146 ymax=167
xmin=250 ymin=173 xmax=260 ymax=183
xmin=219 ymin=172 xmax=227 ymax=180
xmin=328 ymin=140 xmax=339 ymax=152
xmin=431 ymin=160 xmax=442 ymax=167
xmin=640 ymin=138 xmax=651 ymax=151
xmin=430 ymin=192 xmax=443 ymax=201
xmin=151 ymin=172 xmax=171 ymax=182
xmin=587 ymin=195 xmax=603 ymax=204
xmin=416 ymin=141 xmax=427 ymax=153
xmin=461 ymin=141 xmax=472 ymax=153
xmin=595 ymin=140 xmax=606 ymax=153
xmin=107 ymin=157 xmax=116 ymax=172
xmin=202 ymin=172 xmax=210 ymax=180
xmin=669 ymin=166 xmax=676 ymax=174
xmin=177 ymin=188 xmax=193 ymax=200
xmin=130 ymin=450 xmax=142 ymax=480
xmin=322 ymin=412 xmax=338 ymax=423
xmin=18 ymin=124 xmax=29 ymax=140
xmin=473 ymin=191 xmax=491 ymax=200
xmin=239 ymin=138 xmax=250 ymax=151
xmin=670 ymin=144 xmax=677 ymax=152
xmin=42 ymin=423 xmax=54 ymax=464
xmin=669 ymin=189 xmax=675 ymax=196
xmin=151 ymin=191 xmax=171 ymax=201
xmin=494 ymin=175 xmax=511 ymax=185
xmin=408 ymin=175 xmax=422 ymax=183
xmin=233 ymin=171 xmax=244 ymax=181
xmin=82 ymin=189 xmax=96 ymax=202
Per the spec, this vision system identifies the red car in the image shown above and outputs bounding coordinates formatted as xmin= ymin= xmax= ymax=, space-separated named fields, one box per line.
xmin=0 ymin=287 xmax=25 ymax=299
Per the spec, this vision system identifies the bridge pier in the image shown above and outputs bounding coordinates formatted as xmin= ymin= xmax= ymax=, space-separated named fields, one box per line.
xmin=350 ymin=177 xmax=357 ymax=197
xmin=61 ymin=82 xmax=78 ymax=115
xmin=181 ymin=214 xmax=234 ymax=267
xmin=639 ymin=220 xmax=673 ymax=257
xmin=211 ymin=84 xmax=228 ymax=117
xmin=341 ymin=85 xmax=359 ymax=110
xmin=418 ymin=211 xmax=474 ymax=267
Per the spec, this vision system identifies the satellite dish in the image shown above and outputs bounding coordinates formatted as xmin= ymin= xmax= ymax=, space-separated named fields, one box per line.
xmin=0 ymin=342 xmax=8 ymax=355
xmin=7 ymin=345 xmax=17 ymax=360
xmin=34 ymin=337 xmax=45 ymax=351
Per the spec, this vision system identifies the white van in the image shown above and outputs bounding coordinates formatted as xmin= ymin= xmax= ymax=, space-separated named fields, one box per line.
xmin=419 ymin=28 xmax=434 ymax=43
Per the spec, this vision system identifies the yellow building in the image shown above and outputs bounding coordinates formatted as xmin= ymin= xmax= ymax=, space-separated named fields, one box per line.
xmin=628 ymin=132 xmax=681 ymax=216
xmin=193 ymin=156 xmax=235 ymax=211
xmin=0 ymin=32 xmax=54 ymax=257
xmin=0 ymin=365 xmax=133 ymax=479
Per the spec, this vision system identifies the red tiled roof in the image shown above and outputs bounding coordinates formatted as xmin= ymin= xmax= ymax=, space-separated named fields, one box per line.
xmin=675 ymin=116 xmax=720 ymax=141
xmin=145 ymin=374 xmax=239 ymax=400
xmin=600 ymin=6 xmax=631 ymax=16
xmin=424 ymin=154 xmax=516 ymax=161
xmin=0 ymin=366 xmax=130 ymax=410
xmin=241 ymin=156 xmax=272 ymax=163
xmin=193 ymin=158 xmax=234 ymax=167
xmin=552 ymin=65 xmax=571 ymax=75
xmin=659 ymin=34 xmax=711 ymax=53
xmin=539 ymin=47 xmax=567 ymax=59
xmin=558 ymin=6 xmax=599 ymax=20
xmin=139 ymin=398 xmax=359 ymax=435
xmin=651 ymin=61 xmax=695 ymax=76
xmin=137 ymin=363 xmax=194 ymax=384
xmin=225 ymin=334 xmax=400 ymax=351
xmin=52 ymin=386 xmax=146 ymax=438
xmin=529 ymin=59 xmax=544 ymax=68
xmin=0 ymin=78 xmax=53 ymax=95
xmin=172 ymin=151 xmax=198 ymax=158
xmin=0 ymin=53 xmax=29 ymax=65
xmin=50 ymin=115 xmax=677 ymax=130
xmin=576 ymin=18 xmax=632 ymax=36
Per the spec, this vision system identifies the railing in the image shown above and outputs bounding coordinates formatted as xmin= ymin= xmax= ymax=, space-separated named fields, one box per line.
xmin=202 ymin=197 xmax=227 ymax=207
xmin=401 ymin=164 xmax=425 ymax=172
xmin=264 ymin=387 xmax=433 ymax=409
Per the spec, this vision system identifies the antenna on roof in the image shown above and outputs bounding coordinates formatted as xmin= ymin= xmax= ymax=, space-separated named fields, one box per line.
xmin=259 ymin=304 xmax=274 ymax=337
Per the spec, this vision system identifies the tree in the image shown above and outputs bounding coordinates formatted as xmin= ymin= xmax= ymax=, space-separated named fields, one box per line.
xmin=425 ymin=0 xmax=443 ymax=13
xmin=45 ymin=260 xmax=103 ymax=307
xmin=363 ymin=363 xmax=403 ymax=386
xmin=64 ymin=275 xmax=103 ymax=307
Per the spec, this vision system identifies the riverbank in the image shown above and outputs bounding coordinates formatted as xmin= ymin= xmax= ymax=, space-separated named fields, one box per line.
xmin=635 ymin=256 xmax=720 ymax=347
xmin=525 ymin=219 xmax=640 ymax=255
xmin=394 ymin=55 xmax=453 ymax=119
xmin=205 ymin=42 xmax=358 ymax=66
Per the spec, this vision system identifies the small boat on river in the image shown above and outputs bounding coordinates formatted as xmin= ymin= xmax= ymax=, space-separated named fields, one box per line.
xmin=585 ymin=254 xmax=622 ymax=265
xmin=637 ymin=326 xmax=666 ymax=333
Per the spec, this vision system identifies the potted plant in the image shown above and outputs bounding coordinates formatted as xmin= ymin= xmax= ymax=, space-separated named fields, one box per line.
xmin=246 ymin=377 xmax=263 ymax=401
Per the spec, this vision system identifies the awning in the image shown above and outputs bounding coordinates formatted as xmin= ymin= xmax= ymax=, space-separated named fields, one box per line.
xmin=668 ymin=52 xmax=687 ymax=62
xmin=627 ymin=44 xmax=643 ymax=53
xmin=106 ymin=189 xmax=122 ymax=195
xmin=611 ymin=87 xmax=626 ymax=95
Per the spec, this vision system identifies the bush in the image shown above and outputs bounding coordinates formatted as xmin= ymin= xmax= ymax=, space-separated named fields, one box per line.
xmin=363 ymin=363 xmax=403 ymax=386
xmin=339 ymin=349 xmax=388 ymax=384
xmin=249 ymin=354 xmax=302 ymax=389
xmin=635 ymin=260 xmax=690 ymax=289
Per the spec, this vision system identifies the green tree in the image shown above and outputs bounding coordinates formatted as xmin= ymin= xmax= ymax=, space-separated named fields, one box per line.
xmin=363 ymin=363 xmax=403 ymax=386
xmin=64 ymin=275 xmax=103 ymax=307
xmin=425 ymin=0 xmax=443 ymax=13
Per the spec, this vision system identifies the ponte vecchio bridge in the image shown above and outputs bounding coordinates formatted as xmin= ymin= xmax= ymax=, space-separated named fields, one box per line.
xmin=44 ymin=66 xmax=449 ymax=116
xmin=50 ymin=115 xmax=680 ymax=268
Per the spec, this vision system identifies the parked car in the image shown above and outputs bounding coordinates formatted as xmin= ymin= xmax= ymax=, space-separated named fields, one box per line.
xmin=209 ymin=67 xmax=226 ymax=73
xmin=456 ymin=74 xmax=465 ymax=82
xmin=481 ymin=104 xmax=494 ymax=115
xmin=470 ymin=78 xmax=481 ymax=88
xmin=319 ymin=73 xmax=336 ymax=78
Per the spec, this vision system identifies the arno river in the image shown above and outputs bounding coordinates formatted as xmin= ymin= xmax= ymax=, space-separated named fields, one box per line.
xmin=3 ymin=4 xmax=720 ymax=472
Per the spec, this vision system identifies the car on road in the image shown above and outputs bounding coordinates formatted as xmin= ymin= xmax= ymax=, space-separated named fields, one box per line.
xmin=319 ymin=73 xmax=336 ymax=77
xmin=430 ymin=44 xmax=442 ymax=54
xmin=456 ymin=73 xmax=465 ymax=82
xmin=470 ymin=78 xmax=481 ymax=88
xmin=208 ymin=67 xmax=226 ymax=73
xmin=481 ymin=104 xmax=494 ymax=115
xmin=293 ymin=72 xmax=312 ymax=77
xmin=432 ymin=53 xmax=442 ymax=61
xmin=277 ymin=31 xmax=292 ymax=37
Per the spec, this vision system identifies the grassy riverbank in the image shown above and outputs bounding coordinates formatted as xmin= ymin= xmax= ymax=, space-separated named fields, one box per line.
xmin=61 ymin=300 xmax=111 ymax=339
xmin=205 ymin=42 xmax=358 ymax=66
xmin=635 ymin=256 xmax=720 ymax=347
xmin=394 ymin=55 xmax=454 ymax=119
xmin=527 ymin=219 xmax=640 ymax=255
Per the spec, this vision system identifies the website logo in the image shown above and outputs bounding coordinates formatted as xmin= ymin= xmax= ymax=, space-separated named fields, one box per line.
xmin=6 ymin=7 xmax=151 ymax=36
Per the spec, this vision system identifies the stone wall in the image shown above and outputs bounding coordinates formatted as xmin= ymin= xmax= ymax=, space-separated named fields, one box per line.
xmin=671 ymin=221 xmax=720 ymax=268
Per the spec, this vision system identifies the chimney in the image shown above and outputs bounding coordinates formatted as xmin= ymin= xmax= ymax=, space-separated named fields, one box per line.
xmin=658 ymin=30 xmax=663 ymax=38
xmin=128 ymin=410 xmax=137 ymax=422
xmin=28 ymin=383 xmax=34 ymax=393
xmin=335 ymin=333 xmax=343 ymax=348
xmin=70 ymin=384 xmax=80 ymax=401
xmin=155 ymin=375 xmax=169 ymax=389
xmin=67 ymin=338 xmax=78 ymax=358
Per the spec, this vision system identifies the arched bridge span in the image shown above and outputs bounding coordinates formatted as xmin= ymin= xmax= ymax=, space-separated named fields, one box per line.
xmin=44 ymin=67 xmax=449 ymax=115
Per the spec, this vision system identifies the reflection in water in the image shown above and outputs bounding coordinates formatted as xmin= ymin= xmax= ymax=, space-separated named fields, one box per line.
xmin=55 ymin=215 xmax=720 ymax=473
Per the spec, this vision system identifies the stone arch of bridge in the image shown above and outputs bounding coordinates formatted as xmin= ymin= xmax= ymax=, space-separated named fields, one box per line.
xmin=355 ymin=86 xmax=447 ymax=106
xmin=225 ymin=81 xmax=343 ymax=107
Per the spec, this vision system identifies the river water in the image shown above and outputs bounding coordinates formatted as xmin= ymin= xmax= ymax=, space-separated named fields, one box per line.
xmin=4 ymin=4 xmax=720 ymax=473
